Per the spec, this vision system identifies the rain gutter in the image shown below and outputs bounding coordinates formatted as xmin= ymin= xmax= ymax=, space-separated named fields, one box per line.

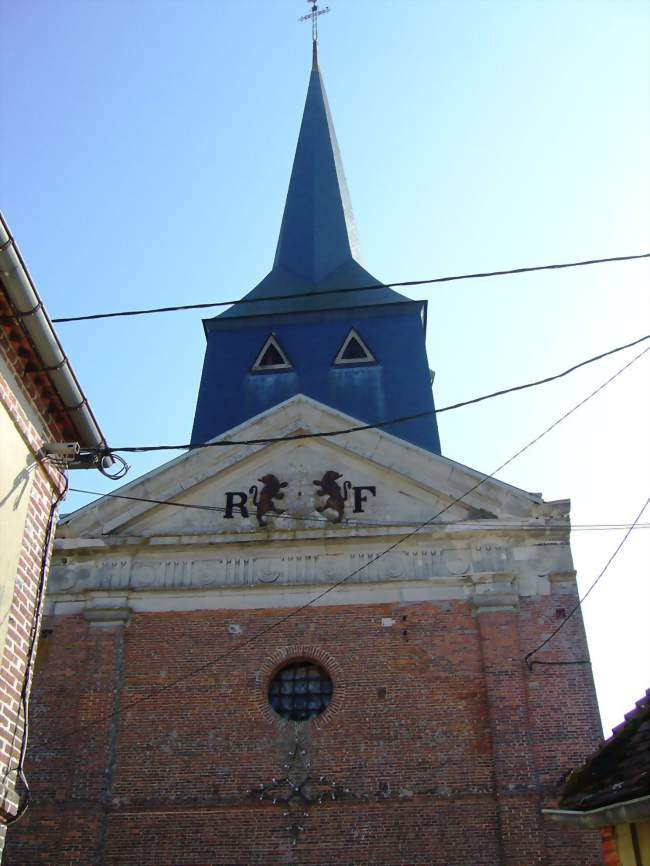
xmin=0 ymin=212 xmax=108 ymax=458
xmin=542 ymin=794 xmax=650 ymax=829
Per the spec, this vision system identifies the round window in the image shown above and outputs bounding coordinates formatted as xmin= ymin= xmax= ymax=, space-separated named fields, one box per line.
xmin=268 ymin=661 xmax=333 ymax=721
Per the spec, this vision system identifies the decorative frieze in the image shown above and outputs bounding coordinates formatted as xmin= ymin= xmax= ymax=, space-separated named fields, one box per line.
xmin=44 ymin=538 xmax=569 ymax=598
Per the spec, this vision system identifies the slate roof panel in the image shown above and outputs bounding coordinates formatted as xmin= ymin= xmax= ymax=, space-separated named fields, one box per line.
xmin=558 ymin=689 xmax=650 ymax=811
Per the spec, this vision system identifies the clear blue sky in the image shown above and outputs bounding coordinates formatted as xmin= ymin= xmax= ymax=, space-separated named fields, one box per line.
xmin=2 ymin=0 xmax=649 ymax=736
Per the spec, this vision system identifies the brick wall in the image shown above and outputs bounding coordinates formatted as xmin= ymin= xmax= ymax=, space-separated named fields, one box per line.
xmin=0 ymin=326 xmax=67 ymax=856
xmin=0 ymin=292 xmax=77 ymax=446
xmin=5 ymin=592 xmax=603 ymax=865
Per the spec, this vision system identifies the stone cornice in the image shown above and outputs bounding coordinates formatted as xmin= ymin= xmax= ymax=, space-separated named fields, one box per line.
xmin=47 ymin=518 xmax=574 ymax=604
xmin=53 ymin=519 xmax=570 ymax=554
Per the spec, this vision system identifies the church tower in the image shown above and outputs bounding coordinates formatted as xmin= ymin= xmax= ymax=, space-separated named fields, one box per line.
xmin=191 ymin=41 xmax=440 ymax=455
xmin=6 ymin=35 xmax=603 ymax=866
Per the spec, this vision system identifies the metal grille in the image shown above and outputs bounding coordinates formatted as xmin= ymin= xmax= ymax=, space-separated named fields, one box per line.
xmin=268 ymin=661 xmax=333 ymax=721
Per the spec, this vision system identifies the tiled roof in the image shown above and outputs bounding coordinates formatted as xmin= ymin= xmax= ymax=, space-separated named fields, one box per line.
xmin=559 ymin=689 xmax=650 ymax=811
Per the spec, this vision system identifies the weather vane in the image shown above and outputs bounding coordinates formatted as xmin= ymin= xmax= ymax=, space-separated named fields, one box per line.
xmin=299 ymin=1 xmax=330 ymax=44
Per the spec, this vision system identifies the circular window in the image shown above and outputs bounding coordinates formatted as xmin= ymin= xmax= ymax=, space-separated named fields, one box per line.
xmin=268 ymin=660 xmax=333 ymax=721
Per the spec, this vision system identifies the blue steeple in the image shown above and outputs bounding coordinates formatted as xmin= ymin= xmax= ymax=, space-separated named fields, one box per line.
xmin=275 ymin=42 xmax=362 ymax=283
xmin=192 ymin=47 xmax=441 ymax=455
xmin=221 ymin=43 xmax=410 ymax=318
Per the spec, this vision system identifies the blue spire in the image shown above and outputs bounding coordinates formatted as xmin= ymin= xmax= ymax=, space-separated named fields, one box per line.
xmin=273 ymin=41 xmax=362 ymax=283
xmin=220 ymin=45 xmax=410 ymax=318
xmin=192 ymin=44 xmax=441 ymax=455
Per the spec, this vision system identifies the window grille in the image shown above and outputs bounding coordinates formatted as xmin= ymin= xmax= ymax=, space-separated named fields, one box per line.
xmin=268 ymin=661 xmax=333 ymax=721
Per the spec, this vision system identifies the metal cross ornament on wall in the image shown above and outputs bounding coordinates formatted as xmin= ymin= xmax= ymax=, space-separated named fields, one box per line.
xmin=248 ymin=736 xmax=363 ymax=846
xmin=299 ymin=1 xmax=330 ymax=44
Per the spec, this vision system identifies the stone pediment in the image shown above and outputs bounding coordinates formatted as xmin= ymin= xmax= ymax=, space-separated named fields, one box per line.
xmin=49 ymin=397 xmax=574 ymax=609
xmin=59 ymin=396 xmax=554 ymax=543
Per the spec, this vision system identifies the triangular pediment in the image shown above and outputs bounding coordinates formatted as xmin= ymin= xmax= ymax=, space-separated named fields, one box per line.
xmin=59 ymin=396 xmax=563 ymax=543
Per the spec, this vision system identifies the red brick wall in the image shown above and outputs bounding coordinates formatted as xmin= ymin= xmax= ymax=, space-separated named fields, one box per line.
xmin=0 ymin=292 xmax=77 ymax=446
xmin=0 ymin=330 xmax=67 ymax=854
xmin=600 ymin=826 xmax=621 ymax=866
xmin=5 ymin=592 xmax=603 ymax=865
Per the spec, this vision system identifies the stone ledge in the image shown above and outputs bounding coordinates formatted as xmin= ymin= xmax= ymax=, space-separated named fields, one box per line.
xmin=471 ymin=593 xmax=519 ymax=613
xmin=83 ymin=607 xmax=131 ymax=626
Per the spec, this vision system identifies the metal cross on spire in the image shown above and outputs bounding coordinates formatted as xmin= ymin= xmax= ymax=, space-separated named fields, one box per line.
xmin=299 ymin=1 xmax=330 ymax=44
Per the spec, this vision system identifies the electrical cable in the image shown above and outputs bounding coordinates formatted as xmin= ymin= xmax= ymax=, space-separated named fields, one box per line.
xmin=0 ymin=471 xmax=68 ymax=826
xmin=90 ymin=409 xmax=433 ymax=454
xmin=80 ymin=334 xmax=650 ymax=457
xmin=524 ymin=496 xmax=649 ymax=671
xmin=98 ymin=453 xmax=130 ymax=480
xmin=43 ymin=346 xmax=645 ymax=747
xmin=67 ymin=486 xmax=650 ymax=534
xmin=42 ymin=252 xmax=650 ymax=324
xmin=435 ymin=333 xmax=649 ymax=415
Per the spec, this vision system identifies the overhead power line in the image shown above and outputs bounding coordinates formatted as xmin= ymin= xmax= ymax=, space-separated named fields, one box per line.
xmin=97 ymin=409 xmax=432 ymax=454
xmin=82 ymin=336 xmax=649 ymax=456
xmin=436 ymin=334 xmax=649 ymax=414
xmin=45 ymin=347 xmax=644 ymax=747
xmin=45 ymin=252 xmax=650 ymax=324
xmin=524 ymin=497 xmax=650 ymax=670
xmin=67 ymin=486 xmax=650 ymax=534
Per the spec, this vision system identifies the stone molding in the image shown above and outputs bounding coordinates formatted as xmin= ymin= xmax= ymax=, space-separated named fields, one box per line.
xmin=82 ymin=594 xmax=132 ymax=627
xmin=48 ymin=534 xmax=571 ymax=600
xmin=470 ymin=574 xmax=519 ymax=612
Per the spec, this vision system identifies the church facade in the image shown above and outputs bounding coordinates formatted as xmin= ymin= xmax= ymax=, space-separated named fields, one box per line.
xmin=6 ymin=45 xmax=602 ymax=866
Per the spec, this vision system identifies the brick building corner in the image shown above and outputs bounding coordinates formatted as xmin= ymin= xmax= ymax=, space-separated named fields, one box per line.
xmin=0 ymin=212 xmax=107 ymax=858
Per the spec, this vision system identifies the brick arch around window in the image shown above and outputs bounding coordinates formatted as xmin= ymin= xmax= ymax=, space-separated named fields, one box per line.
xmin=255 ymin=645 xmax=345 ymax=729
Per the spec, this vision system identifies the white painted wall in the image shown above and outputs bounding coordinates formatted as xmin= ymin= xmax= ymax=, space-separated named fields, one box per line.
xmin=0 ymin=388 xmax=36 ymax=657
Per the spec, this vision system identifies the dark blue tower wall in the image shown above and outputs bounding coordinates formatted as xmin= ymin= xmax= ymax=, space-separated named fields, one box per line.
xmin=191 ymin=301 xmax=441 ymax=454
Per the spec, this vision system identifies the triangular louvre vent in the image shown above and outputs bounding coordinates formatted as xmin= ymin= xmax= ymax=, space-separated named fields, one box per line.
xmin=334 ymin=329 xmax=374 ymax=365
xmin=252 ymin=335 xmax=293 ymax=372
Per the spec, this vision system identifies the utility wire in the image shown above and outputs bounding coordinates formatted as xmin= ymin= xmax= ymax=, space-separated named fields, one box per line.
xmin=524 ymin=497 xmax=650 ymax=670
xmin=43 ymin=252 xmax=650 ymax=323
xmin=90 ymin=410 xmax=432 ymax=454
xmin=67 ymin=486 xmax=650 ymax=534
xmin=81 ymin=334 xmax=649 ymax=456
xmin=436 ymin=333 xmax=649 ymax=415
xmin=45 ymin=346 xmax=645 ymax=747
